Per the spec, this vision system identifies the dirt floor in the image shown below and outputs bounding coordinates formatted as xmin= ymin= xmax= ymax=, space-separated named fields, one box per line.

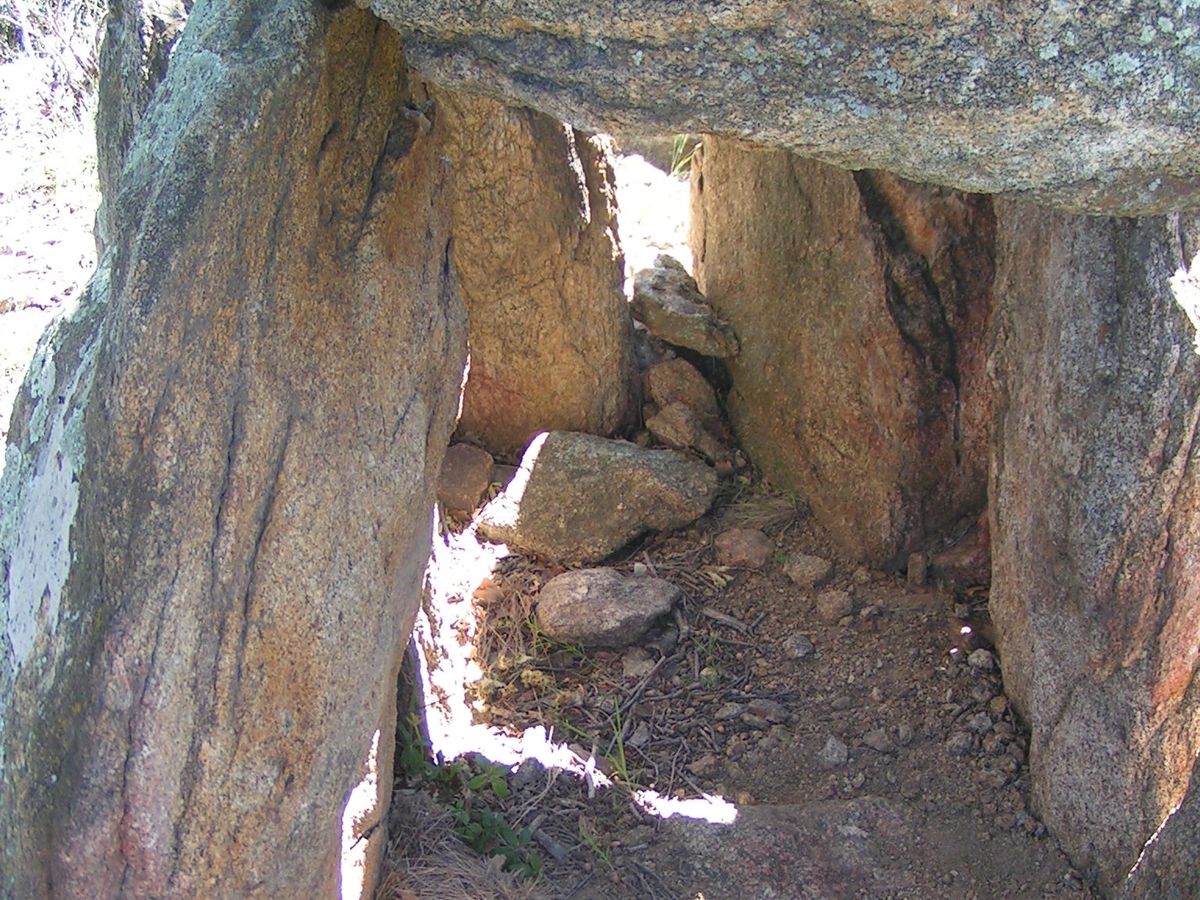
xmin=382 ymin=482 xmax=1096 ymax=900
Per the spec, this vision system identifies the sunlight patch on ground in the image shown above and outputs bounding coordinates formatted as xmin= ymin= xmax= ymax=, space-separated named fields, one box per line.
xmin=413 ymin=506 xmax=737 ymax=825
xmin=634 ymin=789 xmax=739 ymax=825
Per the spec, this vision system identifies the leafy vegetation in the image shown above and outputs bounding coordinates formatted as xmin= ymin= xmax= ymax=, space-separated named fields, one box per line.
xmin=395 ymin=714 xmax=544 ymax=882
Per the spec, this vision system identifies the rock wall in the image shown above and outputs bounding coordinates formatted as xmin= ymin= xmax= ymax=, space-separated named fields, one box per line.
xmin=990 ymin=202 xmax=1200 ymax=892
xmin=434 ymin=88 xmax=637 ymax=459
xmin=0 ymin=5 xmax=466 ymax=896
xmin=372 ymin=0 xmax=1200 ymax=215
xmin=691 ymin=136 xmax=993 ymax=567
xmin=94 ymin=0 xmax=189 ymax=251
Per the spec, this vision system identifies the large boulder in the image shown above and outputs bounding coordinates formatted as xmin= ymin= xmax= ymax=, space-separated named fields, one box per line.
xmin=989 ymin=202 xmax=1200 ymax=893
xmin=1 ymin=6 xmax=466 ymax=896
xmin=477 ymin=431 xmax=719 ymax=563
xmin=436 ymin=87 xmax=637 ymax=459
xmin=690 ymin=137 xmax=993 ymax=567
xmin=373 ymin=0 xmax=1200 ymax=215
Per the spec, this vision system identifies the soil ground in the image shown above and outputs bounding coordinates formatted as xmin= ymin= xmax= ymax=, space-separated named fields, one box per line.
xmin=384 ymin=485 xmax=1096 ymax=900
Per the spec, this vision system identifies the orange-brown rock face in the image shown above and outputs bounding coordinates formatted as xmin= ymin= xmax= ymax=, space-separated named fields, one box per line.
xmin=0 ymin=7 xmax=466 ymax=896
xmin=436 ymin=88 xmax=637 ymax=460
xmin=691 ymin=137 xmax=994 ymax=568
xmin=990 ymin=202 xmax=1200 ymax=893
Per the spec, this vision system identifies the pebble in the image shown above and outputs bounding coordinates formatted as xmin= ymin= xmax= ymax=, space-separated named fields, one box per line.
xmin=713 ymin=527 xmax=774 ymax=568
xmin=622 ymin=646 xmax=657 ymax=679
xmin=988 ymin=695 xmax=1009 ymax=716
xmin=715 ymin=702 xmax=745 ymax=720
xmin=816 ymin=589 xmax=856 ymax=623
xmin=688 ymin=754 xmax=720 ymax=777
xmin=968 ymin=648 xmax=997 ymax=671
xmin=741 ymin=712 xmax=770 ymax=730
xmin=747 ymin=698 xmax=789 ymax=723
xmin=831 ymin=695 xmax=854 ymax=711
xmin=896 ymin=722 xmax=914 ymax=746
xmin=863 ymin=728 xmax=896 ymax=753
xmin=946 ymin=731 xmax=975 ymax=757
xmin=782 ymin=633 xmax=815 ymax=659
xmin=782 ymin=552 xmax=833 ymax=589
xmin=967 ymin=711 xmax=994 ymax=735
xmin=629 ymin=722 xmax=652 ymax=748
xmin=819 ymin=735 xmax=849 ymax=768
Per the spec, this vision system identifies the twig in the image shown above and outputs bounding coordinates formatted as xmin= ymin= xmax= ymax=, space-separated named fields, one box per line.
xmin=700 ymin=605 xmax=750 ymax=632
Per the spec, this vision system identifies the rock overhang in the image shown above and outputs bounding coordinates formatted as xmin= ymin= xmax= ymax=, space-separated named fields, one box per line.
xmin=368 ymin=0 xmax=1200 ymax=215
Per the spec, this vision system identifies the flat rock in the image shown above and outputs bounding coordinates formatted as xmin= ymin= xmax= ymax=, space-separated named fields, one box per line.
xmin=537 ymin=568 xmax=680 ymax=648
xmin=478 ymin=431 xmax=719 ymax=563
xmin=630 ymin=254 xmax=738 ymax=357
xmin=375 ymin=0 xmax=1200 ymax=214
xmin=713 ymin=527 xmax=773 ymax=569
xmin=437 ymin=442 xmax=495 ymax=517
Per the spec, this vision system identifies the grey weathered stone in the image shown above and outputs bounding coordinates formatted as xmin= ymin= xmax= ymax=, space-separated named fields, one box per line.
xmin=477 ymin=431 xmax=719 ymax=564
xmin=990 ymin=201 xmax=1200 ymax=893
xmin=692 ymin=139 xmax=993 ymax=566
xmin=1 ymin=7 xmax=466 ymax=896
xmin=815 ymin=590 xmax=856 ymax=625
xmin=537 ymin=568 xmax=680 ymax=648
xmin=94 ymin=0 xmax=189 ymax=251
xmin=437 ymin=88 xmax=637 ymax=459
xmin=631 ymin=254 xmax=739 ymax=357
xmin=818 ymin=735 xmax=849 ymax=769
xmin=372 ymin=0 xmax=1200 ymax=214
xmin=783 ymin=553 xmax=834 ymax=591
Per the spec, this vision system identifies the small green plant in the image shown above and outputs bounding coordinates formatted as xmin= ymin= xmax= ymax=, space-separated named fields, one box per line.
xmin=452 ymin=802 xmax=543 ymax=880
xmin=578 ymin=816 xmax=612 ymax=869
xmin=607 ymin=700 xmax=630 ymax=782
xmin=670 ymin=134 xmax=699 ymax=177
xmin=394 ymin=716 xmax=543 ymax=880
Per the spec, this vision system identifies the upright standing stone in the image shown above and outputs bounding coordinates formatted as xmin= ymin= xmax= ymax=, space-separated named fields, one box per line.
xmin=436 ymin=87 xmax=637 ymax=459
xmin=1 ymin=5 xmax=466 ymax=896
xmin=990 ymin=202 xmax=1200 ymax=893
xmin=94 ymin=0 xmax=188 ymax=251
xmin=691 ymin=137 xmax=994 ymax=566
